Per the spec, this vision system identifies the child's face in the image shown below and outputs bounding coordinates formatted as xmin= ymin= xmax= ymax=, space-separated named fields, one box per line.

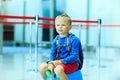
xmin=55 ymin=18 xmax=71 ymax=37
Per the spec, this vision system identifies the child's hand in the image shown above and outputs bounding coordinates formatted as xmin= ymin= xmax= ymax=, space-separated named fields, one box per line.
xmin=52 ymin=60 xmax=62 ymax=66
xmin=48 ymin=62 xmax=55 ymax=71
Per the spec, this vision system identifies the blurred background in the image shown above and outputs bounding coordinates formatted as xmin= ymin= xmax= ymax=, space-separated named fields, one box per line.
xmin=0 ymin=0 xmax=120 ymax=80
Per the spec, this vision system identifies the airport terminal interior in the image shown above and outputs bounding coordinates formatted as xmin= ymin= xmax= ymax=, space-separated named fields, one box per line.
xmin=0 ymin=0 xmax=120 ymax=80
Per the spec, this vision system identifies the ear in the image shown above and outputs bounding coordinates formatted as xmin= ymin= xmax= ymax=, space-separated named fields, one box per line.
xmin=69 ymin=26 xmax=72 ymax=30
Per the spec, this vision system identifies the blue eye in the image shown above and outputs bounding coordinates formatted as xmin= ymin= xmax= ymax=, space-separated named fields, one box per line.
xmin=56 ymin=24 xmax=60 ymax=26
xmin=62 ymin=24 xmax=65 ymax=26
xmin=56 ymin=24 xmax=66 ymax=27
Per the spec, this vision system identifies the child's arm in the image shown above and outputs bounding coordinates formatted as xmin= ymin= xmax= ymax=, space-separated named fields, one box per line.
xmin=48 ymin=40 xmax=57 ymax=61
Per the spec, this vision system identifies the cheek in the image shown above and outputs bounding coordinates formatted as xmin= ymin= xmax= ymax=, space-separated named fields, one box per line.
xmin=62 ymin=28 xmax=69 ymax=31
xmin=63 ymin=27 xmax=70 ymax=30
xmin=55 ymin=27 xmax=59 ymax=31
xmin=55 ymin=26 xmax=58 ymax=29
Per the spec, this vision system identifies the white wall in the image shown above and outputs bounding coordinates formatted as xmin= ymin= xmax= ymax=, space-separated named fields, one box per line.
xmin=6 ymin=0 xmax=42 ymax=44
xmin=90 ymin=0 xmax=120 ymax=47
xmin=25 ymin=0 xmax=42 ymax=43
xmin=66 ymin=0 xmax=88 ymax=45
xmin=66 ymin=0 xmax=120 ymax=47
xmin=7 ymin=0 xmax=24 ymax=43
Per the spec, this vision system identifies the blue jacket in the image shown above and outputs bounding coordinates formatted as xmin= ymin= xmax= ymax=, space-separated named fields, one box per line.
xmin=49 ymin=33 xmax=82 ymax=64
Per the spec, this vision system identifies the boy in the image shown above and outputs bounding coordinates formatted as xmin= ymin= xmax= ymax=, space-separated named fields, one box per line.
xmin=38 ymin=13 xmax=83 ymax=80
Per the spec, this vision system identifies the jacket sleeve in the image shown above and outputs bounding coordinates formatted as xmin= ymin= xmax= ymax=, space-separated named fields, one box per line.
xmin=48 ymin=39 xmax=57 ymax=61
xmin=61 ymin=37 xmax=80 ymax=64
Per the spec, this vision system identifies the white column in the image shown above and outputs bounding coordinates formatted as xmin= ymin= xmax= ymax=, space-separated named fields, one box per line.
xmin=0 ymin=25 xmax=3 ymax=54
xmin=50 ymin=0 xmax=55 ymax=42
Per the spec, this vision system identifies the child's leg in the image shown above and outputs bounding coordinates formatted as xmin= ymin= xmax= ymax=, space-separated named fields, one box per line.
xmin=38 ymin=63 xmax=48 ymax=80
xmin=54 ymin=63 xmax=78 ymax=80
xmin=54 ymin=65 xmax=68 ymax=80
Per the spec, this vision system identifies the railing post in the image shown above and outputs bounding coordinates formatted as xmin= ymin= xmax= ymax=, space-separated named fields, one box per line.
xmin=98 ymin=19 xmax=102 ymax=80
xmin=0 ymin=24 xmax=3 ymax=54
xmin=34 ymin=16 xmax=39 ymax=72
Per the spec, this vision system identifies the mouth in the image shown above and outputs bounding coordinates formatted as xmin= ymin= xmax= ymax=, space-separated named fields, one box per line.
xmin=58 ymin=30 xmax=63 ymax=32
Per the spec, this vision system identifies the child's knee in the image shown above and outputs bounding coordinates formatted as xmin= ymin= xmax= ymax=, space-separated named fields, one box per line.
xmin=38 ymin=63 xmax=48 ymax=71
xmin=54 ymin=65 xmax=64 ymax=75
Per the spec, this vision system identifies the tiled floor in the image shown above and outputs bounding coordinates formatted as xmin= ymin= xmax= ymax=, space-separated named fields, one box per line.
xmin=0 ymin=46 xmax=120 ymax=80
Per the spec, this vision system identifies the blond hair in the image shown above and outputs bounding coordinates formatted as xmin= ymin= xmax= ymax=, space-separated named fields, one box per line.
xmin=55 ymin=13 xmax=72 ymax=26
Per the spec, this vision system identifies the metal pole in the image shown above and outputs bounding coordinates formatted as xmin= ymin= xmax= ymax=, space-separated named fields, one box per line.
xmin=22 ymin=0 xmax=26 ymax=45
xmin=34 ymin=16 xmax=39 ymax=72
xmin=86 ymin=0 xmax=90 ymax=50
xmin=98 ymin=19 xmax=102 ymax=80
xmin=98 ymin=19 xmax=102 ymax=67
xmin=29 ymin=21 xmax=32 ymax=69
xmin=50 ymin=0 xmax=55 ymax=42
xmin=0 ymin=24 xmax=3 ymax=54
xmin=79 ymin=24 xmax=82 ymax=39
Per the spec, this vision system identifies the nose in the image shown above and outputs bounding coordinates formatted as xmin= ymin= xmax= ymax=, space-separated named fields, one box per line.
xmin=58 ymin=25 xmax=62 ymax=28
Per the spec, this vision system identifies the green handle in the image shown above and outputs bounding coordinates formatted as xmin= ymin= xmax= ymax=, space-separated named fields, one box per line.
xmin=45 ymin=70 xmax=51 ymax=77
xmin=45 ymin=70 xmax=60 ymax=79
